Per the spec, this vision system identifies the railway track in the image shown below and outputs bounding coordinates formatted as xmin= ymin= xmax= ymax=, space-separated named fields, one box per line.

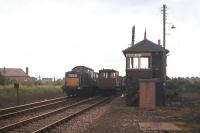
xmin=0 ymin=96 xmax=71 ymax=115
xmin=0 ymin=96 xmax=110 ymax=133
xmin=0 ymin=96 xmax=82 ymax=128
xmin=0 ymin=96 xmax=76 ymax=121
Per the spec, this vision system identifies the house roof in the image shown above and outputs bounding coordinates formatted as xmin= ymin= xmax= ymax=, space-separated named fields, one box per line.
xmin=123 ymin=39 xmax=169 ymax=55
xmin=0 ymin=68 xmax=29 ymax=77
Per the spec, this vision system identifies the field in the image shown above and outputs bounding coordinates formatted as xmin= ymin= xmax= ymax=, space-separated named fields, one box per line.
xmin=0 ymin=85 xmax=65 ymax=108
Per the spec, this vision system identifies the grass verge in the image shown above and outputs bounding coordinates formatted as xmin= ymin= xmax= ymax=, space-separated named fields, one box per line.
xmin=0 ymin=85 xmax=62 ymax=100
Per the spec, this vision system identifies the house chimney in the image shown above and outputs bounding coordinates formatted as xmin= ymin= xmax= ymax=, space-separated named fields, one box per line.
xmin=158 ymin=39 xmax=161 ymax=45
xmin=26 ymin=67 xmax=29 ymax=75
xmin=3 ymin=67 xmax=6 ymax=73
xmin=131 ymin=25 xmax=135 ymax=46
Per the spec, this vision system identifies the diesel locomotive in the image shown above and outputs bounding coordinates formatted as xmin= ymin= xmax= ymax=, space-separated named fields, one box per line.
xmin=63 ymin=66 xmax=98 ymax=96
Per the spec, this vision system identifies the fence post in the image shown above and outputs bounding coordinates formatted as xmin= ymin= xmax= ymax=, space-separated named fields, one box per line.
xmin=14 ymin=83 xmax=20 ymax=105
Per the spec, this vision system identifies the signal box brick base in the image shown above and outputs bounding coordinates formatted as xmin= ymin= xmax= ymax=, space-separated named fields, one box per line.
xmin=139 ymin=78 xmax=160 ymax=109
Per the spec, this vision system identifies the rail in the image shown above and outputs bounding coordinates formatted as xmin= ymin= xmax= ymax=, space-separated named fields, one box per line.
xmin=0 ymin=97 xmax=100 ymax=132
xmin=33 ymin=97 xmax=109 ymax=133
xmin=0 ymin=96 xmax=71 ymax=115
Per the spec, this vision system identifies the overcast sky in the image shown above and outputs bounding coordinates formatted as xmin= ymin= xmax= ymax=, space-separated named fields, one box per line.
xmin=0 ymin=0 xmax=200 ymax=78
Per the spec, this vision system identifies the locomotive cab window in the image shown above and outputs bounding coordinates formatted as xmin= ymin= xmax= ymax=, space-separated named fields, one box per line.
xmin=101 ymin=71 xmax=116 ymax=79
xmin=112 ymin=72 xmax=116 ymax=78
xmin=102 ymin=72 xmax=108 ymax=78
xmin=110 ymin=72 xmax=116 ymax=78
xmin=67 ymin=74 xmax=78 ymax=78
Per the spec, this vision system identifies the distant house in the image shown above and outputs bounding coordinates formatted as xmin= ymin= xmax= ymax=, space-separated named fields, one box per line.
xmin=31 ymin=77 xmax=37 ymax=81
xmin=41 ymin=78 xmax=53 ymax=84
xmin=0 ymin=67 xmax=32 ymax=82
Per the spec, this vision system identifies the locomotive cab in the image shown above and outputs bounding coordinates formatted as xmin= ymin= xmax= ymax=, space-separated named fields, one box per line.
xmin=65 ymin=71 xmax=81 ymax=96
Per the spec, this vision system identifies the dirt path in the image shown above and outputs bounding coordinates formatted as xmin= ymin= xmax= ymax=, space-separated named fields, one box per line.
xmin=83 ymin=94 xmax=200 ymax=133
xmin=83 ymin=96 xmax=142 ymax=133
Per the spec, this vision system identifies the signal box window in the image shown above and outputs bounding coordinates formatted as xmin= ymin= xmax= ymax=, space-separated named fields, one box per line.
xmin=133 ymin=58 xmax=139 ymax=68
xmin=140 ymin=57 xmax=149 ymax=69
xmin=127 ymin=57 xmax=150 ymax=69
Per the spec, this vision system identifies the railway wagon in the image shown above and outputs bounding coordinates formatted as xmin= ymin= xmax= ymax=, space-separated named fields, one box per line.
xmin=64 ymin=66 xmax=98 ymax=96
xmin=98 ymin=69 xmax=121 ymax=95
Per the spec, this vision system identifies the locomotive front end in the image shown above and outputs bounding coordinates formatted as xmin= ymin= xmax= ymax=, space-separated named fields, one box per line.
xmin=64 ymin=71 xmax=80 ymax=96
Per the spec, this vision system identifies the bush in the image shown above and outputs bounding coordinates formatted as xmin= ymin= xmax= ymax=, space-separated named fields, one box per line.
xmin=0 ymin=74 xmax=11 ymax=85
xmin=0 ymin=74 xmax=5 ymax=85
xmin=167 ymin=78 xmax=200 ymax=92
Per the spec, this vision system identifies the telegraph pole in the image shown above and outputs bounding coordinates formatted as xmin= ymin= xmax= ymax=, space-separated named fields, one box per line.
xmin=162 ymin=4 xmax=167 ymax=105
xmin=163 ymin=4 xmax=166 ymax=49
xmin=163 ymin=4 xmax=166 ymax=84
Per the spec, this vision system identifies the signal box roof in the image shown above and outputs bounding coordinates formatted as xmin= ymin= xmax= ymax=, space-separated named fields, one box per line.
xmin=123 ymin=39 xmax=169 ymax=55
